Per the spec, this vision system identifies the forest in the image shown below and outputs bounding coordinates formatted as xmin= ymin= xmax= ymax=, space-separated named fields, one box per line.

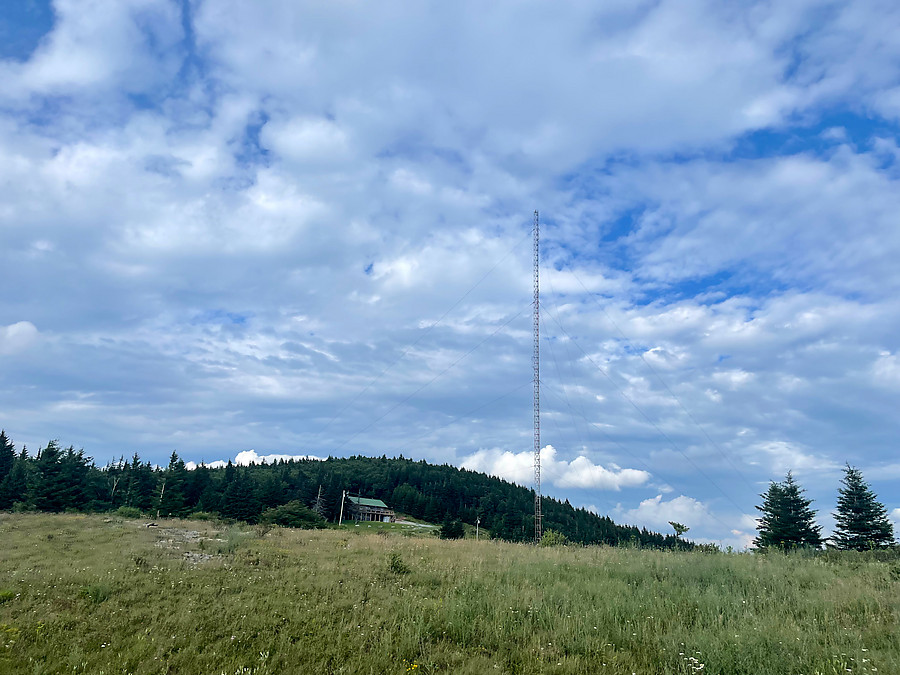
xmin=0 ymin=430 xmax=689 ymax=549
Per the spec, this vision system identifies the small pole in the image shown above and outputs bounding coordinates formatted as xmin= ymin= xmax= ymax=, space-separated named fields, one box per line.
xmin=156 ymin=477 xmax=166 ymax=519
xmin=338 ymin=490 xmax=346 ymax=526
xmin=476 ymin=516 xmax=480 ymax=541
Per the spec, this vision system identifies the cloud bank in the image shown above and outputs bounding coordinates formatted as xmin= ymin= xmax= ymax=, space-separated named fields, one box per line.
xmin=461 ymin=445 xmax=649 ymax=491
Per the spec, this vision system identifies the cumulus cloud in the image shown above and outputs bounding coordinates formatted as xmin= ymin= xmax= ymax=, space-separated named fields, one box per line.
xmin=460 ymin=445 xmax=649 ymax=491
xmin=0 ymin=0 xmax=183 ymax=99
xmin=891 ymin=508 xmax=900 ymax=533
xmin=259 ymin=115 xmax=351 ymax=168
xmin=0 ymin=322 xmax=39 ymax=355
xmin=614 ymin=494 xmax=711 ymax=530
xmin=185 ymin=449 xmax=323 ymax=470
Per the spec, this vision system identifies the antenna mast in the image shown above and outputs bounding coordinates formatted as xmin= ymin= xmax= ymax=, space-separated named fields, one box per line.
xmin=533 ymin=210 xmax=542 ymax=543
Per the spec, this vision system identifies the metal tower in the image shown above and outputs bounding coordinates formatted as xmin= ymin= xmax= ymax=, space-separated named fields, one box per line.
xmin=533 ymin=210 xmax=542 ymax=543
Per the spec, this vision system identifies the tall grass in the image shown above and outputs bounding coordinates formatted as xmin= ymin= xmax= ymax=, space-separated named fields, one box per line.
xmin=0 ymin=513 xmax=897 ymax=674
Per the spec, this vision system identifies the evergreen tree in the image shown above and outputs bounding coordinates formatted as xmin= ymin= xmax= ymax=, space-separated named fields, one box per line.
xmin=221 ymin=469 xmax=261 ymax=522
xmin=423 ymin=496 xmax=442 ymax=523
xmin=104 ymin=457 xmax=128 ymax=509
xmin=33 ymin=441 xmax=68 ymax=512
xmin=185 ymin=463 xmax=212 ymax=511
xmin=156 ymin=451 xmax=188 ymax=517
xmin=0 ymin=430 xmax=15 ymax=482
xmin=832 ymin=464 xmax=895 ymax=550
xmin=754 ymin=472 xmax=823 ymax=550
xmin=124 ymin=455 xmax=156 ymax=511
xmin=0 ymin=447 xmax=29 ymax=509
xmin=57 ymin=446 xmax=91 ymax=510
xmin=439 ymin=515 xmax=465 ymax=540
xmin=256 ymin=473 xmax=285 ymax=510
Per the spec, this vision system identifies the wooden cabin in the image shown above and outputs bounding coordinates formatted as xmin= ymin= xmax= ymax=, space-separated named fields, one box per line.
xmin=347 ymin=496 xmax=395 ymax=522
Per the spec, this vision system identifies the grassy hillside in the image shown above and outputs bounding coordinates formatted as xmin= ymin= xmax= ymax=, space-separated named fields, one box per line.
xmin=1 ymin=513 xmax=898 ymax=674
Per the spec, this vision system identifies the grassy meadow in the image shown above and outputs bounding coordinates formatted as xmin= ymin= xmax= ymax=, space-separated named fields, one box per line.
xmin=0 ymin=513 xmax=898 ymax=675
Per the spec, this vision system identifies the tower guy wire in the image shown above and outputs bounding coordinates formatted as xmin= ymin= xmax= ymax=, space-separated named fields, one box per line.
xmin=533 ymin=209 xmax=542 ymax=543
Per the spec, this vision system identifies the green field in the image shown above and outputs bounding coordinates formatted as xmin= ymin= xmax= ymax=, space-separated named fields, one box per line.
xmin=0 ymin=514 xmax=897 ymax=674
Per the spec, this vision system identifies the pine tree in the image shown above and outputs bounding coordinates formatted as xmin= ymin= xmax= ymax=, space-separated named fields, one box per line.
xmin=754 ymin=471 xmax=822 ymax=550
xmin=832 ymin=464 xmax=895 ymax=550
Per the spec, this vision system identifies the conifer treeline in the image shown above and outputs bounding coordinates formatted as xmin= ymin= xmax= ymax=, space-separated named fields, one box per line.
xmin=0 ymin=430 xmax=689 ymax=549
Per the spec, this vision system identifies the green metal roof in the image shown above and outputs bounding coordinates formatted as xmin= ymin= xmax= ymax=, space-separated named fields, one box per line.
xmin=348 ymin=496 xmax=390 ymax=509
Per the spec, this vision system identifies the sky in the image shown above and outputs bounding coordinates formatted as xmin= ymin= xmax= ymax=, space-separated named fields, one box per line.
xmin=2 ymin=0 xmax=899 ymax=548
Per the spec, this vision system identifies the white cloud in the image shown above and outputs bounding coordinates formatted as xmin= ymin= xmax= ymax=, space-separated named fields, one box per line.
xmin=260 ymin=116 xmax=350 ymax=164
xmin=711 ymin=369 xmax=755 ymax=390
xmin=0 ymin=0 xmax=182 ymax=99
xmin=184 ymin=460 xmax=227 ymax=470
xmin=890 ymin=508 xmax=900 ymax=533
xmin=872 ymin=352 xmax=900 ymax=389
xmin=185 ymin=449 xmax=323 ymax=470
xmin=747 ymin=441 xmax=839 ymax=475
xmin=460 ymin=445 xmax=649 ymax=491
xmin=614 ymin=494 xmax=711 ymax=530
xmin=234 ymin=450 xmax=323 ymax=466
xmin=0 ymin=322 xmax=39 ymax=355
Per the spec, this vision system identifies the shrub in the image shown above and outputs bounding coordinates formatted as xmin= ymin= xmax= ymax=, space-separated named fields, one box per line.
xmin=388 ymin=552 xmax=410 ymax=575
xmin=540 ymin=529 xmax=569 ymax=547
xmin=79 ymin=584 xmax=110 ymax=604
xmin=114 ymin=506 xmax=142 ymax=519
xmin=189 ymin=511 xmax=218 ymax=522
xmin=0 ymin=590 xmax=15 ymax=604
xmin=439 ymin=518 xmax=465 ymax=540
xmin=259 ymin=501 xmax=326 ymax=529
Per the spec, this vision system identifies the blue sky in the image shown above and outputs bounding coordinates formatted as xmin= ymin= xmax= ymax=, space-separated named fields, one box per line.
xmin=2 ymin=0 xmax=900 ymax=547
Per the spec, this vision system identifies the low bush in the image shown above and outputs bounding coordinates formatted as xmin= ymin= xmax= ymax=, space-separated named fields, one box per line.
xmin=189 ymin=511 xmax=219 ymax=521
xmin=388 ymin=552 xmax=410 ymax=575
xmin=114 ymin=506 xmax=142 ymax=519
xmin=539 ymin=529 xmax=569 ymax=547
xmin=439 ymin=518 xmax=465 ymax=540
xmin=259 ymin=501 xmax=326 ymax=529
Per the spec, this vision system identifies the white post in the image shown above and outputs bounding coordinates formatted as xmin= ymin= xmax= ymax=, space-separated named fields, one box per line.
xmin=338 ymin=490 xmax=346 ymax=526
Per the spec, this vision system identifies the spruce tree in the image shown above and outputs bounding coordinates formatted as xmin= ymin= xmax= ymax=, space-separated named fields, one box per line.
xmin=33 ymin=441 xmax=67 ymax=512
xmin=439 ymin=515 xmax=465 ymax=539
xmin=57 ymin=446 xmax=91 ymax=511
xmin=221 ymin=469 xmax=261 ymax=522
xmin=0 ymin=430 xmax=15 ymax=482
xmin=156 ymin=451 xmax=188 ymax=517
xmin=0 ymin=447 xmax=29 ymax=509
xmin=124 ymin=455 xmax=156 ymax=511
xmin=832 ymin=464 xmax=895 ymax=550
xmin=754 ymin=471 xmax=822 ymax=550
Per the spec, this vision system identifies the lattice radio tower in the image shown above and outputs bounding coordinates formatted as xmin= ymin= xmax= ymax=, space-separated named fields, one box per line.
xmin=533 ymin=210 xmax=542 ymax=543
